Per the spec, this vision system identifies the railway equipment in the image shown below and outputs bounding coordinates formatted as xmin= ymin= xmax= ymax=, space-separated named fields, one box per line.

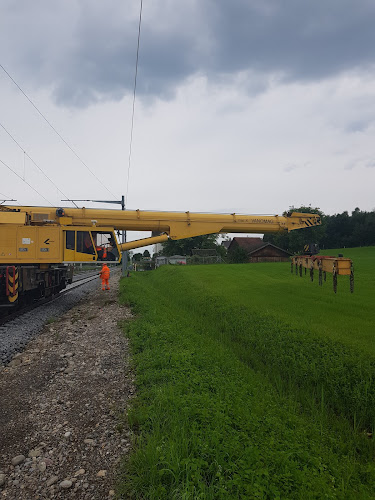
xmin=0 ymin=205 xmax=321 ymax=306
xmin=291 ymin=252 xmax=354 ymax=293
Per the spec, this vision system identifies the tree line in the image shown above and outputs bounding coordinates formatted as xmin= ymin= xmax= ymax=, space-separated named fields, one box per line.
xmin=263 ymin=206 xmax=375 ymax=253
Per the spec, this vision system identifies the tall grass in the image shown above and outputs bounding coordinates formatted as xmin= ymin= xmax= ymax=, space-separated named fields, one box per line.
xmin=118 ymin=248 xmax=375 ymax=499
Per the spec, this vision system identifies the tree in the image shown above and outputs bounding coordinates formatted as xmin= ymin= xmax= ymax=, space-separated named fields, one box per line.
xmin=216 ymin=243 xmax=228 ymax=260
xmin=161 ymin=234 xmax=219 ymax=256
xmin=143 ymin=249 xmax=151 ymax=258
xmin=264 ymin=205 xmax=375 ymax=251
xmin=228 ymin=246 xmax=248 ymax=263
xmin=132 ymin=252 xmax=142 ymax=262
xmin=263 ymin=205 xmax=326 ymax=253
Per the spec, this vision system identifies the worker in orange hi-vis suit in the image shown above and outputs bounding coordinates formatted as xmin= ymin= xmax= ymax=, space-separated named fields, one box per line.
xmin=99 ymin=263 xmax=110 ymax=291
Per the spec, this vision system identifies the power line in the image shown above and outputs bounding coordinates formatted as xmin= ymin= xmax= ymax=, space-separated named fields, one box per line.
xmin=0 ymin=190 xmax=18 ymax=205
xmin=0 ymin=63 xmax=117 ymax=200
xmin=0 ymin=190 xmax=12 ymax=199
xmin=0 ymin=121 xmax=78 ymax=208
xmin=126 ymin=0 xmax=143 ymax=206
xmin=0 ymin=157 xmax=53 ymax=205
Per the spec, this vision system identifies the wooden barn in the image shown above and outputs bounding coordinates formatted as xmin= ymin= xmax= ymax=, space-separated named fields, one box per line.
xmin=228 ymin=237 xmax=292 ymax=263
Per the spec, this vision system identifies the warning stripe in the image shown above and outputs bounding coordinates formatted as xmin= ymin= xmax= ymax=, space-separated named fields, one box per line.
xmin=6 ymin=266 xmax=19 ymax=302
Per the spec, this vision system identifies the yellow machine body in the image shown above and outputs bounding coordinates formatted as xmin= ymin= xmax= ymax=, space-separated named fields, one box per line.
xmin=0 ymin=224 xmax=120 ymax=265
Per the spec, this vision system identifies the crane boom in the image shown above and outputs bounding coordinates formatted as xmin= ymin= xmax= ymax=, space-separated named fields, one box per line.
xmin=3 ymin=206 xmax=321 ymax=251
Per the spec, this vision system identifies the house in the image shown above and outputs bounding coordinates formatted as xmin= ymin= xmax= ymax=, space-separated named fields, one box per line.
xmin=168 ymin=255 xmax=187 ymax=265
xmin=155 ymin=255 xmax=187 ymax=267
xmin=227 ymin=237 xmax=292 ymax=262
xmin=155 ymin=256 xmax=169 ymax=267
xmin=221 ymin=239 xmax=231 ymax=250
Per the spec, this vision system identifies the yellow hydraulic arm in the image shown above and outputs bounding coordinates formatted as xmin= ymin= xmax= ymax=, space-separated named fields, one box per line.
xmin=6 ymin=206 xmax=321 ymax=251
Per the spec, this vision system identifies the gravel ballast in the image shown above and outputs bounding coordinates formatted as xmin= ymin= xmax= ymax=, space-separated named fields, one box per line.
xmin=0 ymin=273 xmax=134 ymax=499
xmin=0 ymin=276 xmax=98 ymax=365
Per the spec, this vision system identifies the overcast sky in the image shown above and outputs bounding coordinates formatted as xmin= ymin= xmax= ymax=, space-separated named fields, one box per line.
xmin=1 ymin=0 xmax=375 ymax=245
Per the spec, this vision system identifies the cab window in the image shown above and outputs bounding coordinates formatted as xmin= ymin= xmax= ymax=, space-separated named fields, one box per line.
xmin=66 ymin=231 xmax=75 ymax=250
xmin=77 ymin=231 xmax=95 ymax=254
xmin=92 ymin=232 xmax=119 ymax=261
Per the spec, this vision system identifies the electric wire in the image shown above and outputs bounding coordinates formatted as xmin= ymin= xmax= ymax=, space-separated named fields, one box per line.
xmin=0 ymin=190 xmax=18 ymax=204
xmin=0 ymin=121 xmax=78 ymax=208
xmin=0 ymin=157 xmax=53 ymax=205
xmin=125 ymin=0 xmax=143 ymax=206
xmin=0 ymin=63 xmax=117 ymax=200
xmin=0 ymin=190 xmax=19 ymax=205
xmin=0 ymin=190 xmax=12 ymax=199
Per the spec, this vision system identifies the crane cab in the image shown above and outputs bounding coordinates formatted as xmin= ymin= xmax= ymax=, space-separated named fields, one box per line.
xmin=0 ymin=225 xmax=120 ymax=307
xmin=63 ymin=228 xmax=121 ymax=263
xmin=0 ymin=225 xmax=120 ymax=264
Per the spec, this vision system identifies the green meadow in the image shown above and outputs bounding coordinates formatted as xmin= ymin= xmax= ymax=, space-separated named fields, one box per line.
xmin=118 ymin=247 xmax=375 ymax=499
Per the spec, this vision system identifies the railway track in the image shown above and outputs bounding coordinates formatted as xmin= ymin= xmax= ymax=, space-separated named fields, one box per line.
xmin=0 ymin=272 xmax=99 ymax=327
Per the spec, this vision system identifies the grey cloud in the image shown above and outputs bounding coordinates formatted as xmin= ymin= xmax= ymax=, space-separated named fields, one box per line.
xmin=283 ymin=161 xmax=310 ymax=173
xmin=2 ymin=0 xmax=375 ymax=107
xmin=345 ymin=118 xmax=373 ymax=133
xmin=284 ymin=164 xmax=298 ymax=173
xmin=344 ymin=157 xmax=375 ymax=170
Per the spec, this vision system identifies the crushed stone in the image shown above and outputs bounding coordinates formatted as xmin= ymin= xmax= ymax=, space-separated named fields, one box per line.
xmin=0 ymin=272 xmax=135 ymax=499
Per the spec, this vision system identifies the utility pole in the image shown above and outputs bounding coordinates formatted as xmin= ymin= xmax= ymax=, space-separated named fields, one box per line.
xmin=62 ymin=197 xmax=128 ymax=277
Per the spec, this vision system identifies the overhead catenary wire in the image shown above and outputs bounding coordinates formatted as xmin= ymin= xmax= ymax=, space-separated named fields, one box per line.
xmin=0 ymin=190 xmax=12 ymax=199
xmin=125 ymin=0 xmax=143 ymax=206
xmin=0 ymin=157 xmax=53 ymax=206
xmin=0 ymin=63 xmax=117 ymax=200
xmin=0 ymin=121 xmax=78 ymax=208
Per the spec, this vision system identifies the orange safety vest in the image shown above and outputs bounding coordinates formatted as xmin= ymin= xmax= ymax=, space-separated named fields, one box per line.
xmin=100 ymin=265 xmax=110 ymax=279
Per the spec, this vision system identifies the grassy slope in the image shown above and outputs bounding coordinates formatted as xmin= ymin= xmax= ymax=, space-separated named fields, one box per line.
xmin=118 ymin=247 xmax=375 ymax=499
xmin=198 ymin=246 xmax=375 ymax=355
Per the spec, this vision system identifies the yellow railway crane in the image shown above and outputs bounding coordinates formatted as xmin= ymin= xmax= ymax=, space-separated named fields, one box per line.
xmin=0 ymin=205 xmax=321 ymax=306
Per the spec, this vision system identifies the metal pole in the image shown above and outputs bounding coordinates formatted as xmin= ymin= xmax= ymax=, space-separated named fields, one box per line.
xmin=121 ymin=195 xmax=128 ymax=277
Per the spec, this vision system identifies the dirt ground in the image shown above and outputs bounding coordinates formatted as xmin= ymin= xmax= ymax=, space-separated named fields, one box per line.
xmin=0 ymin=273 xmax=134 ymax=499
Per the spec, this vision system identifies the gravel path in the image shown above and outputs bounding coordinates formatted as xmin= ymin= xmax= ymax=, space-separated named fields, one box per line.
xmin=0 ymin=276 xmax=99 ymax=365
xmin=0 ymin=273 xmax=134 ymax=498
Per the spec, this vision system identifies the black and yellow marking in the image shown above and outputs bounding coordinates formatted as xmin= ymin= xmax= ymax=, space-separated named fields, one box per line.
xmin=304 ymin=219 xmax=314 ymax=227
xmin=7 ymin=266 xmax=19 ymax=303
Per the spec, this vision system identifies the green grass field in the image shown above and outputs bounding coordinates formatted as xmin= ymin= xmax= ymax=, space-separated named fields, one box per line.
xmin=118 ymin=247 xmax=375 ymax=499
